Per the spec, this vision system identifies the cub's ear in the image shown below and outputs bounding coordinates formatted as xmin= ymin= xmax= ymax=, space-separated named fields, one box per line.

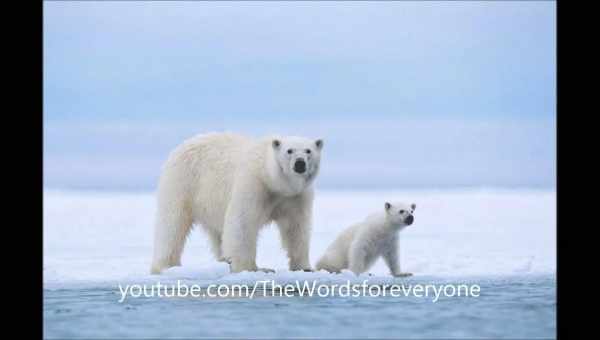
xmin=385 ymin=202 xmax=391 ymax=211
xmin=272 ymin=139 xmax=281 ymax=149
xmin=411 ymin=203 xmax=416 ymax=210
xmin=315 ymin=139 xmax=324 ymax=150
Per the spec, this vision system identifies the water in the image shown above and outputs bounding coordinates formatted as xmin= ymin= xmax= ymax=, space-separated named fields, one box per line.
xmin=44 ymin=275 xmax=555 ymax=339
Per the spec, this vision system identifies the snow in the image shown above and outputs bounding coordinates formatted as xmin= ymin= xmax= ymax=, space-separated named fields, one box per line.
xmin=43 ymin=188 xmax=555 ymax=289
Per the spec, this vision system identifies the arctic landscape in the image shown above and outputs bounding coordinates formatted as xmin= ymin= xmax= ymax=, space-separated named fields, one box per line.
xmin=44 ymin=188 xmax=555 ymax=288
xmin=43 ymin=2 xmax=556 ymax=338
xmin=44 ymin=188 xmax=556 ymax=338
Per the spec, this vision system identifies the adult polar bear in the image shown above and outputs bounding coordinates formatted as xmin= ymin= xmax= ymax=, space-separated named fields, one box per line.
xmin=151 ymin=133 xmax=323 ymax=274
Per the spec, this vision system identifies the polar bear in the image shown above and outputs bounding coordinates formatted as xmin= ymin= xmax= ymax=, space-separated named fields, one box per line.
xmin=150 ymin=133 xmax=323 ymax=274
xmin=316 ymin=202 xmax=416 ymax=277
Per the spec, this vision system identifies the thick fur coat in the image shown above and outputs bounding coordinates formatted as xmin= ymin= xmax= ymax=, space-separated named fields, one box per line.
xmin=151 ymin=133 xmax=323 ymax=274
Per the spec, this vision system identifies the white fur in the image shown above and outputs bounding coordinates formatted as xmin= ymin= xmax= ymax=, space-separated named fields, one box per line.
xmin=151 ymin=133 xmax=323 ymax=274
xmin=316 ymin=202 xmax=416 ymax=277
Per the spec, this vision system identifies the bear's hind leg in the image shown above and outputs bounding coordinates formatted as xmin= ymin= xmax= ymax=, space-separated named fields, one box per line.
xmin=151 ymin=208 xmax=193 ymax=274
xmin=315 ymin=256 xmax=342 ymax=274
xmin=204 ymin=227 xmax=229 ymax=263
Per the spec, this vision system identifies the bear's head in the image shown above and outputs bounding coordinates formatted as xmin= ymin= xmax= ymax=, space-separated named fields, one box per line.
xmin=269 ymin=136 xmax=324 ymax=195
xmin=384 ymin=202 xmax=416 ymax=228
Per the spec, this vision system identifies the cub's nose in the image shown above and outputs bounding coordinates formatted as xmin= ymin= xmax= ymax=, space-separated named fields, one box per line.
xmin=405 ymin=215 xmax=414 ymax=225
xmin=294 ymin=159 xmax=306 ymax=174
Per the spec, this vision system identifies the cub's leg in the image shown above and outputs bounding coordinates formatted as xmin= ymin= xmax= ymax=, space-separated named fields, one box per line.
xmin=348 ymin=244 xmax=369 ymax=275
xmin=382 ymin=239 xmax=412 ymax=277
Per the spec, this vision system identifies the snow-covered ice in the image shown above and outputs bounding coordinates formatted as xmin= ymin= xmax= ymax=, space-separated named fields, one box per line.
xmin=43 ymin=188 xmax=555 ymax=289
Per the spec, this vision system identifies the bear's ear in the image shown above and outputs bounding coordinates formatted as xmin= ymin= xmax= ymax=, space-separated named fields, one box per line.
xmin=272 ymin=139 xmax=281 ymax=149
xmin=385 ymin=202 xmax=391 ymax=211
xmin=411 ymin=203 xmax=416 ymax=211
xmin=315 ymin=139 xmax=324 ymax=150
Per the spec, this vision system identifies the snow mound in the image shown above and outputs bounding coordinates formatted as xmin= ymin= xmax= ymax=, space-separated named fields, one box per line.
xmin=44 ymin=188 xmax=556 ymax=290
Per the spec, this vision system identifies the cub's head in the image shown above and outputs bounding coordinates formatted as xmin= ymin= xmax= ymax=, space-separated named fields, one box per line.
xmin=271 ymin=136 xmax=324 ymax=186
xmin=384 ymin=202 xmax=416 ymax=228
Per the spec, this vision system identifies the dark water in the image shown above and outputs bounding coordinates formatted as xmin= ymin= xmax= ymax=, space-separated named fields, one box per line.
xmin=44 ymin=275 xmax=555 ymax=339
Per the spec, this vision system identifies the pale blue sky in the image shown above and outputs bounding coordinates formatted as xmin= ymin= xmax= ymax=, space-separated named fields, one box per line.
xmin=43 ymin=1 xmax=556 ymax=190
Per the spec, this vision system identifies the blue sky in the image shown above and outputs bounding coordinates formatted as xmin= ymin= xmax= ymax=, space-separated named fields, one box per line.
xmin=44 ymin=1 xmax=556 ymax=190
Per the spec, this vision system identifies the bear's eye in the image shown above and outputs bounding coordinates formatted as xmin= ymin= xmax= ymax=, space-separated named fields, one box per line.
xmin=287 ymin=149 xmax=293 ymax=154
xmin=305 ymin=149 xmax=311 ymax=154
xmin=399 ymin=210 xmax=405 ymax=214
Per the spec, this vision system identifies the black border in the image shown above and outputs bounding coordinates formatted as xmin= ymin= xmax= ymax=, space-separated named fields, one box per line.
xmin=14 ymin=0 xmax=43 ymax=339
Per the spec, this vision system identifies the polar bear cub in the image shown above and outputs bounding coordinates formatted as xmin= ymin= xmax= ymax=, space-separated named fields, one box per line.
xmin=316 ymin=202 xmax=416 ymax=277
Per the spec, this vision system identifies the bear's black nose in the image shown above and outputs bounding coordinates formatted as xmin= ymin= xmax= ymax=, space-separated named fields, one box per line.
xmin=405 ymin=215 xmax=414 ymax=225
xmin=294 ymin=159 xmax=306 ymax=173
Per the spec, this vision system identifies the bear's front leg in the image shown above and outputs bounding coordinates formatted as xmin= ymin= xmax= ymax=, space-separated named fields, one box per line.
xmin=222 ymin=215 xmax=260 ymax=273
xmin=277 ymin=219 xmax=312 ymax=271
xmin=274 ymin=193 xmax=313 ymax=271
xmin=222 ymin=189 xmax=273 ymax=273
xmin=382 ymin=240 xmax=412 ymax=277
